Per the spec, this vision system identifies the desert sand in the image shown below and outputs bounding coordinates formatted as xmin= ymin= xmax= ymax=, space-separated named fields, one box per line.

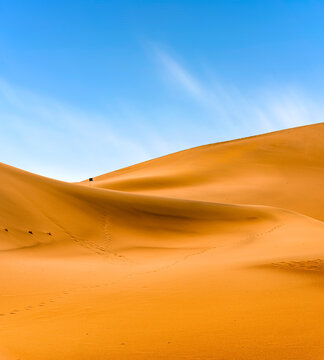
xmin=0 ymin=123 xmax=323 ymax=359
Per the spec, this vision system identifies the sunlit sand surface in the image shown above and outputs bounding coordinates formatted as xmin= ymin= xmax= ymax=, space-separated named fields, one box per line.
xmin=0 ymin=123 xmax=324 ymax=359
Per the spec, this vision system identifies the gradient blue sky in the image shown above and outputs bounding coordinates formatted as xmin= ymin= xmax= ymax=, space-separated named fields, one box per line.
xmin=0 ymin=0 xmax=323 ymax=181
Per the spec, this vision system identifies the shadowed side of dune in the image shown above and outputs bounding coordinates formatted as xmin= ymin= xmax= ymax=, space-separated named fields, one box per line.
xmin=0 ymin=162 xmax=287 ymax=255
xmin=1 ymin=160 xmax=324 ymax=266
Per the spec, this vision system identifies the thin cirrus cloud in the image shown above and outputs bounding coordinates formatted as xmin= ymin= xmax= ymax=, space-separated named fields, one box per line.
xmin=153 ymin=46 xmax=323 ymax=137
xmin=155 ymin=48 xmax=204 ymax=99
xmin=0 ymin=78 xmax=155 ymax=182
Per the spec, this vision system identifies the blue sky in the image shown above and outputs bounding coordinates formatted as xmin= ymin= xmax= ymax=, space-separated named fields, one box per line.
xmin=0 ymin=0 xmax=323 ymax=181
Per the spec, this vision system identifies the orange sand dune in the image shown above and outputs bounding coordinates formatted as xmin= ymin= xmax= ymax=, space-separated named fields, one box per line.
xmin=83 ymin=122 xmax=324 ymax=221
xmin=0 ymin=123 xmax=324 ymax=360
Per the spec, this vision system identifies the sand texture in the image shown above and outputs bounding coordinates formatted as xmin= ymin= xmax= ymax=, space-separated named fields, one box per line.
xmin=0 ymin=123 xmax=324 ymax=359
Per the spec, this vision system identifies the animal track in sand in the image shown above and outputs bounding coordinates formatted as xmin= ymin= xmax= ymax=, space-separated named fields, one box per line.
xmin=0 ymin=244 xmax=214 ymax=319
xmin=0 ymin=277 xmax=120 ymax=318
xmin=241 ymin=223 xmax=283 ymax=247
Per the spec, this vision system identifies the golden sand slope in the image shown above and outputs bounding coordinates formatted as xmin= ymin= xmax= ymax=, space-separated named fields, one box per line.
xmin=0 ymin=123 xmax=324 ymax=360
xmin=83 ymin=122 xmax=324 ymax=221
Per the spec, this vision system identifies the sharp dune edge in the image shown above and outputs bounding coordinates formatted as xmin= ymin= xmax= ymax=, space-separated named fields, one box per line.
xmin=0 ymin=123 xmax=324 ymax=359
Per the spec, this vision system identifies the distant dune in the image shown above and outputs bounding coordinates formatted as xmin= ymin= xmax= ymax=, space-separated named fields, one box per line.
xmin=0 ymin=123 xmax=324 ymax=359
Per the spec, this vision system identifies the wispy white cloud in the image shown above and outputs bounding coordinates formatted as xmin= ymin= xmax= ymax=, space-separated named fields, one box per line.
xmin=155 ymin=49 xmax=204 ymax=98
xmin=153 ymin=46 xmax=323 ymax=136
xmin=0 ymin=79 xmax=157 ymax=181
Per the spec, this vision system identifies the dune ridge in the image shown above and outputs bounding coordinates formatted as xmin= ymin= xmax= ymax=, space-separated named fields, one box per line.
xmin=0 ymin=123 xmax=324 ymax=359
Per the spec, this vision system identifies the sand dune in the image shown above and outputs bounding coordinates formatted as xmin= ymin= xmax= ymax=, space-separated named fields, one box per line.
xmin=0 ymin=123 xmax=324 ymax=359
xmin=83 ymin=123 xmax=324 ymax=220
